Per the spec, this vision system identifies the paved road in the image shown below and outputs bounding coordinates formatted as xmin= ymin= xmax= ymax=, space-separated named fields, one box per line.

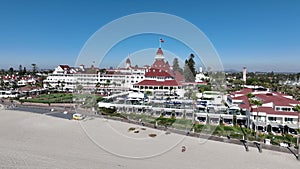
xmin=7 ymin=104 xmax=74 ymax=120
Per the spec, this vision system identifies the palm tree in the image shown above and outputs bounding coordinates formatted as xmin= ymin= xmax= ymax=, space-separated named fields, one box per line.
xmin=121 ymin=80 xmax=125 ymax=90
xmin=44 ymin=81 xmax=50 ymax=89
xmin=61 ymin=81 xmax=65 ymax=91
xmin=31 ymin=63 xmax=37 ymax=75
xmin=247 ymin=92 xmax=264 ymax=139
xmin=95 ymin=82 xmax=101 ymax=93
xmin=292 ymin=105 xmax=300 ymax=160
xmin=105 ymin=80 xmax=110 ymax=95
xmin=250 ymin=99 xmax=263 ymax=139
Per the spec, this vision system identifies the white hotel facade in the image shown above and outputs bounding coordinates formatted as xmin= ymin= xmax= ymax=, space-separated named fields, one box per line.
xmin=43 ymin=63 xmax=146 ymax=94
xmin=43 ymin=48 xmax=184 ymax=94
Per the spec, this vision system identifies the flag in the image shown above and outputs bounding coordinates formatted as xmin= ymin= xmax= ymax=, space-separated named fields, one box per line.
xmin=160 ymin=38 xmax=164 ymax=43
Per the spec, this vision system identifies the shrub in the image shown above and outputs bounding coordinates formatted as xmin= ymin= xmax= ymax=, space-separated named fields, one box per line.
xmin=149 ymin=134 xmax=157 ymax=137
xmin=128 ymin=127 xmax=136 ymax=132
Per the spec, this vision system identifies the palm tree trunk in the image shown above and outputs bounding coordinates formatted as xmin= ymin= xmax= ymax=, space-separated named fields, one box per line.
xmin=256 ymin=111 xmax=259 ymax=139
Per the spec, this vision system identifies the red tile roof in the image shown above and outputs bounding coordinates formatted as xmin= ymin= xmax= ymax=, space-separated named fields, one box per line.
xmin=255 ymin=93 xmax=300 ymax=107
xmin=134 ymin=80 xmax=179 ymax=86
xmin=229 ymin=87 xmax=300 ymax=110
xmin=232 ymin=88 xmax=253 ymax=95
xmin=59 ymin=65 xmax=70 ymax=70
xmin=230 ymin=95 xmax=251 ymax=110
xmin=145 ymin=68 xmax=173 ymax=77
xmin=174 ymin=70 xmax=185 ymax=83
xmin=252 ymin=107 xmax=299 ymax=116
xmin=152 ymin=59 xmax=172 ymax=73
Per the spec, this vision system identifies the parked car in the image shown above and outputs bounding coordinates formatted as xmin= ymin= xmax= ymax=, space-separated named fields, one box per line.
xmin=72 ymin=113 xmax=84 ymax=120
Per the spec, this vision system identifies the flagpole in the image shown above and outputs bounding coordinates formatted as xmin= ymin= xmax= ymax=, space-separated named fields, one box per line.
xmin=159 ymin=38 xmax=161 ymax=48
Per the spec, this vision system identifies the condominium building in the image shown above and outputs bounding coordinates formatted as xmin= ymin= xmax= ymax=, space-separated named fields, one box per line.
xmin=227 ymin=87 xmax=300 ymax=134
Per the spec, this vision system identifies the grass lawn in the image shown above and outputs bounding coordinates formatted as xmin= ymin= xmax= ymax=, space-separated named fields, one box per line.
xmin=20 ymin=93 xmax=103 ymax=105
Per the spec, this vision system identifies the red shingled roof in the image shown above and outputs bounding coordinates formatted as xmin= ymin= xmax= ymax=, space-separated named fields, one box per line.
xmin=59 ymin=65 xmax=70 ymax=70
xmin=252 ymin=107 xmax=298 ymax=116
xmin=152 ymin=59 xmax=172 ymax=72
xmin=145 ymin=68 xmax=173 ymax=77
xmin=229 ymin=95 xmax=251 ymax=110
xmin=255 ymin=93 xmax=300 ymax=107
xmin=232 ymin=88 xmax=253 ymax=95
xmin=174 ymin=70 xmax=185 ymax=84
xmin=134 ymin=80 xmax=179 ymax=86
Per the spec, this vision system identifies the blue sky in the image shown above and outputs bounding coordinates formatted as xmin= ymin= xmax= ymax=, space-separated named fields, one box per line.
xmin=0 ymin=0 xmax=299 ymax=72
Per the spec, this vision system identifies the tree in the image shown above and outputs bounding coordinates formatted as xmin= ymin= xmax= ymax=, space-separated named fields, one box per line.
xmin=249 ymin=98 xmax=263 ymax=140
xmin=96 ymin=82 xmax=101 ymax=88
xmin=146 ymin=90 xmax=152 ymax=96
xmin=23 ymin=67 xmax=27 ymax=75
xmin=19 ymin=65 xmax=23 ymax=75
xmin=44 ymin=81 xmax=51 ymax=89
xmin=0 ymin=79 xmax=4 ymax=88
xmin=184 ymin=61 xmax=195 ymax=82
xmin=172 ymin=58 xmax=183 ymax=74
xmin=105 ymin=80 xmax=111 ymax=94
xmin=247 ymin=93 xmax=255 ymax=99
xmin=183 ymin=54 xmax=196 ymax=82
xmin=31 ymin=63 xmax=37 ymax=75
xmin=76 ymin=84 xmax=83 ymax=92
xmin=8 ymin=67 xmax=14 ymax=75
xmin=187 ymin=54 xmax=196 ymax=77
xmin=105 ymin=79 xmax=110 ymax=87
xmin=61 ymin=81 xmax=65 ymax=91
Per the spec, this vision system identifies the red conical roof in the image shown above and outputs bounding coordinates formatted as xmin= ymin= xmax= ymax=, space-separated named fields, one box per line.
xmin=156 ymin=48 xmax=164 ymax=55
xmin=126 ymin=58 xmax=131 ymax=64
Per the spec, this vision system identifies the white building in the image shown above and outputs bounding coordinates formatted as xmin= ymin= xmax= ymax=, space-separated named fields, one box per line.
xmin=227 ymin=87 xmax=300 ymax=134
xmin=44 ymin=61 xmax=146 ymax=94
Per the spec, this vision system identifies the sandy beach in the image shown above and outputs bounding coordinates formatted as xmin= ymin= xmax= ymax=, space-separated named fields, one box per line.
xmin=0 ymin=109 xmax=299 ymax=169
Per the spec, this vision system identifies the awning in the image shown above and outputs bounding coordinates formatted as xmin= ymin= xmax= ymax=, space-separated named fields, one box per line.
xmin=286 ymin=123 xmax=299 ymax=129
xmin=269 ymin=122 xmax=282 ymax=128
xmin=195 ymin=113 xmax=207 ymax=117
xmin=208 ymin=114 xmax=220 ymax=118
xmin=221 ymin=115 xmax=233 ymax=119
xmin=253 ymin=121 xmax=266 ymax=127
xmin=236 ymin=115 xmax=247 ymax=119
xmin=196 ymin=104 xmax=206 ymax=108
xmin=229 ymin=106 xmax=240 ymax=110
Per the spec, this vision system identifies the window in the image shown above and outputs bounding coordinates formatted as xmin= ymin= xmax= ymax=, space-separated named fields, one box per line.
xmin=268 ymin=117 xmax=276 ymax=121
xmin=285 ymin=118 xmax=293 ymax=122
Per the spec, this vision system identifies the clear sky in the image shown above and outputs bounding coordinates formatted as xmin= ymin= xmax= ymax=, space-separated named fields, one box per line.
xmin=0 ymin=0 xmax=299 ymax=72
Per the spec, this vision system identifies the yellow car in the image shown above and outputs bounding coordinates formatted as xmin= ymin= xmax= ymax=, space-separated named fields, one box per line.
xmin=72 ymin=113 xmax=84 ymax=120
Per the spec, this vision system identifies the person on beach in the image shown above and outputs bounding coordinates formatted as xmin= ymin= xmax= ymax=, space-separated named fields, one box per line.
xmin=181 ymin=146 xmax=186 ymax=152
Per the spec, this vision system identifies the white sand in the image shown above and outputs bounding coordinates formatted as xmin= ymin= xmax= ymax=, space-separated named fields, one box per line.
xmin=0 ymin=109 xmax=299 ymax=169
